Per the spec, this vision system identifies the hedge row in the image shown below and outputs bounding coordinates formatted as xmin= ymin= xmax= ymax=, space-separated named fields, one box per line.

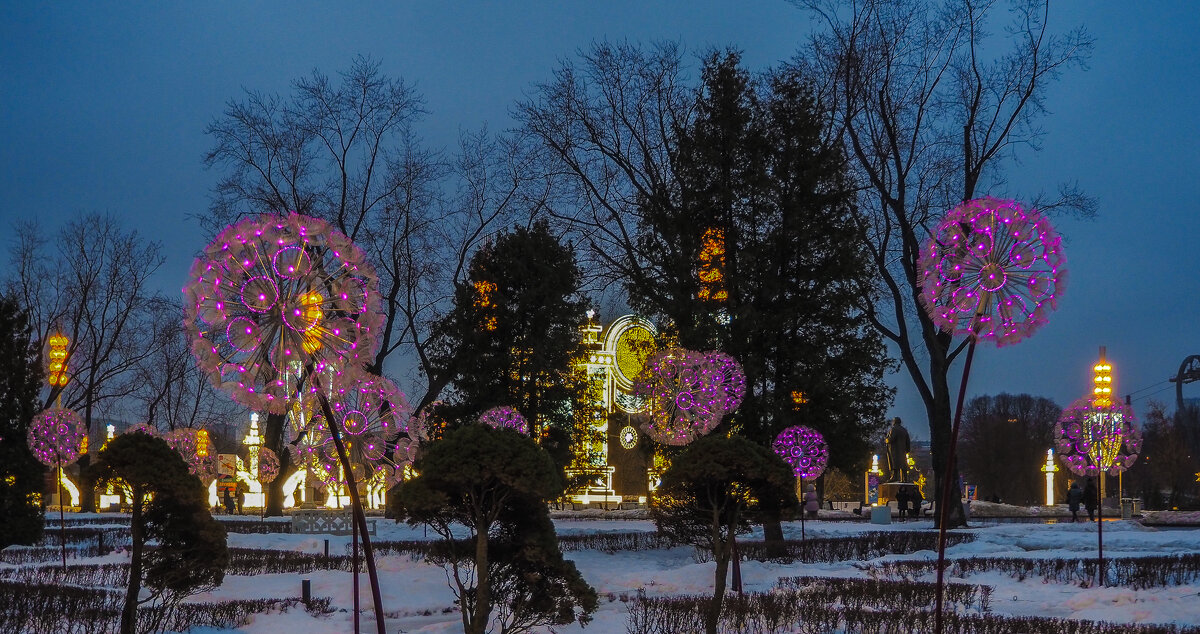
xmin=625 ymin=587 xmax=1200 ymax=634
xmin=0 ymin=580 xmax=330 ymax=634
xmin=868 ymin=552 xmax=1200 ymax=589
xmin=734 ymin=532 xmax=975 ymax=564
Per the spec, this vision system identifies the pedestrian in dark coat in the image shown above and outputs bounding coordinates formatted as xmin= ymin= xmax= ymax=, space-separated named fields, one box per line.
xmin=1083 ymin=479 xmax=1098 ymax=521
xmin=1067 ymin=481 xmax=1083 ymax=522
xmin=895 ymin=487 xmax=909 ymax=522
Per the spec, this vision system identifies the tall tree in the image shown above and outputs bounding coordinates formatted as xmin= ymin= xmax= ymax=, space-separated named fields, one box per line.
xmin=631 ymin=51 xmax=893 ymax=465
xmin=6 ymin=213 xmax=165 ymax=511
xmin=957 ymin=393 xmax=1061 ymax=505
xmin=796 ymin=0 xmax=1094 ymax=525
xmin=204 ymin=57 xmax=532 ymax=514
xmin=0 ymin=294 xmax=45 ymax=548
xmin=429 ymin=220 xmax=590 ymax=443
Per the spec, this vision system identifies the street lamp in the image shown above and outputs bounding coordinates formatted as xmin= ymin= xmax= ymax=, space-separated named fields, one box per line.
xmin=1040 ymin=449 xmax=1057 ymax=506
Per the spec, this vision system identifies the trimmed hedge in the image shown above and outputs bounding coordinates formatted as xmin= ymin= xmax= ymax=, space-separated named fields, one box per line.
xmin=868 ymin=553 xmax=1200 ymax=589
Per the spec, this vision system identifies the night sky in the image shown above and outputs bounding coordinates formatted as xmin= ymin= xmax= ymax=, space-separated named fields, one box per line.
xmin=2 ymin=2 xmax=1197 ymax=438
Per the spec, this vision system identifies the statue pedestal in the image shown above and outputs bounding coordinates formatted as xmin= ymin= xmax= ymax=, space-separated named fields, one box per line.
xmin=878 ymin=481 xmax=908 ymax=505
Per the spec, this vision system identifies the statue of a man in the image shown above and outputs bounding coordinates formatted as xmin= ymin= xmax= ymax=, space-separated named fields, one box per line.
xmin=885 ymin=417 xmax=911 ymax=482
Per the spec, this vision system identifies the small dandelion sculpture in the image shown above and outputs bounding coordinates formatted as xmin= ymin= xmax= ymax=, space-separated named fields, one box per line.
xmin=183 ymin=212 xmax=383 ymax=414
xmin=124 ymin=422 xmax=160 ymax=437
xmin=772 ymin=425 xmax=828 ymax=481
xmin=257 ymin=447 xmax=280 ymax=484
xmin=479 ymin=406 xmax=529 ymax=435
xmin=633 ymin=349 xmax=745 ymax=446
xmin=163 ymin=428 xmax=215 ymax=481
xmin=27 ymin=407 xmax=86 ymax=569
xmin=772 ymin=425 xmax=828 ymax=541
xmin=1056 ymin=398 xmax=1141 ymax=479
xmin=183 ymin=211 xmax=388 ymax=633
xmin=1056 ymin=395 xmax=1141 ymax=585
xmin=918 ymin=197 xmax=1066 ymax=634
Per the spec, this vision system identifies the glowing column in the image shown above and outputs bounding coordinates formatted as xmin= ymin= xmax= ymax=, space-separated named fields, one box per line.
xmin=1040 ymin=449 xmax=1057 ymax=506
xmin=240 ymin=413 xmax=265 ymax=508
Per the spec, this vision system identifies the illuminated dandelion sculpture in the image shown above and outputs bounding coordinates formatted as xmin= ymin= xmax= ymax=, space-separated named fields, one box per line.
xmin=917 ymin=197 xmax=1066 ymax=633
xmin=257 ymin=447 xmax=280 ymax=485
xmin=163 ymin=427 xmax=216 ymax=481
xmin=124 ymin=422 xmax=160 ymax=437
xmin=633 ymin=349 xmax=746 ymax=445
xmin=479 ymin=406 xmax=529 ymax=435
xmin=773 ymin=426 xmax=828 ymax=480
xmin=27 ymin=407 xmax=86 ymax=569
xmin=183 ymin=212 xmax=382 ymax=414
xmin=183 ymin=211 xmax=388 ymax=634
xmin=1055 ymin=350 xmax=1141 ymax=586
xmin=773 ymin=425 xmax=828 ymax=541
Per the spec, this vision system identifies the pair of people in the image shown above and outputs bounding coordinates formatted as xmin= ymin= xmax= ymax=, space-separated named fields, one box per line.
xmin=894 ymin=486 xmax=921 ymax=519
xmin=1066 ymin=480 xmax=1098 ymax=522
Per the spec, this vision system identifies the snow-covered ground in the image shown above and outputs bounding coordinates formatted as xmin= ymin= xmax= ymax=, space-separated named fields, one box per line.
xmin=153 ymin=514 xmax=1200 ymax=633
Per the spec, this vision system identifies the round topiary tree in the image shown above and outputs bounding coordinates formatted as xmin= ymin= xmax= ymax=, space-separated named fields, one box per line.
xmin=91 ymin=431 xmax=228 ymax=634
xmin=651 ymin=434 xmax=796 ymax=634
xmin=394 ymin=424 xmax=596 ymax=634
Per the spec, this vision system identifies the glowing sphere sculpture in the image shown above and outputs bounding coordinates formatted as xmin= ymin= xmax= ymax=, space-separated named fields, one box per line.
xmin=324 ymin=373 xmax=409 ymax=437
xmin=164 ymin=428 xmax=198 ymax=457
xmin=479 ymin=406 xmax=529 ymax=435
xmin=633 ymin=348 xmax=744 ymax=445
xmin=183 ymin=212 xmax=384 ymax=413
xmin=772 ymin=425 xmax=829 ymax=480
xmin=917 ymin=197 xmax=1065 ymax=346
xmin=1055 ymin=397 xmax=1142 ymax=477
xmin=27 ymin=408 xmax=86 ymax=467
xmin=301 ymin=373 xmax=416 ymax=488
xmin=258 ymin=447 xmax=280 ymax=484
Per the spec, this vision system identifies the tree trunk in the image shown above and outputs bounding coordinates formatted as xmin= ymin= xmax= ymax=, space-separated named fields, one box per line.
xmin=709 ymin=540 xmax=728 ymax=634
xmin=121 ymin=493 xmax=143 ymax=634
xmin=262 ymin=412 xmax=288 ymax=516
xmin=471 ymin=529 xmax=490 ymax=634
xmin=77 ymin=453 xmax=96 ymax=513
xmin=926 ymin=345 xmax=966 ymax=528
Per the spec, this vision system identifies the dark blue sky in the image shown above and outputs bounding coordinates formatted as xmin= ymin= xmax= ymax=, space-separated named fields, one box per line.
xmin=3 ymin=2 xmax=1198 ymax=438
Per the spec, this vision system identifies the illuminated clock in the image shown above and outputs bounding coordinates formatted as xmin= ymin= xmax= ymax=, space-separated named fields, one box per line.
xmin=620 ymin=425 xmax=638 ymax=450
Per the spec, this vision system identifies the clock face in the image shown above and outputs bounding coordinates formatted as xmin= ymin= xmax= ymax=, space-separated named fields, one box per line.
xmin=614 ymin=325 xmax=655 ymax=384
xmin=619 ymin=425 xmax=639 ymax=450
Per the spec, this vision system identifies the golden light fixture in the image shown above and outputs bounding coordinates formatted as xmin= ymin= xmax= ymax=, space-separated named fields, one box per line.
xmin=47 ymin=332 xmax=69 ymax=387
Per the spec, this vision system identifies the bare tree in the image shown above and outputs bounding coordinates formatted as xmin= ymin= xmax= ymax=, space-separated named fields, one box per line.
xmin=795 ymin=0 xmax=1094 ymax=525
xmin=202 ymin=56 xmax=531 ymax=513
xmin=6 ymin=213 xmax=165 ymax=510
xmin=130 ymin=300 xmax=243 ymax=431
xmin=515 ymin=41 xmax=695 ymax=296
xmin=957 ymin=393 xmax=1062 ymax=505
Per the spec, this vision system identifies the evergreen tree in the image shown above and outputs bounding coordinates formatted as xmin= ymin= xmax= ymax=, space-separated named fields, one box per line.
xmin=91 ymin=431 xmax=228 ymax=634
xmin=395 ymin=425 xmax=596 ymax=634
xmin=651 ymin=434 xmax=796 ymax=634
xmin=0 ymin=294 xmax=45 ymax=548
xmin=429 ymin=220 xmax=590 ymax=448
xmin=630 ymin=51 xmax=893 ymax=468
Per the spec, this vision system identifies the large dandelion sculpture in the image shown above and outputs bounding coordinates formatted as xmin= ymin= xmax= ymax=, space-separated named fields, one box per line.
xmin=633 ymin=349 xmax=746 ymax=445
xmin=183 ymin=212 xmax=383 ymax=414
xmin=773 ymin=425 xmax=828 ymax=541
xmin=183 ymin=211 xmax=387 ymax=633
xmin=27 ymin=407 xmax=87 ymax=569
xmin=917 ymin=197 xmax=1066 ymax=634
xmin=1056 ymin=393 xmax=1141 ymax=585
xmin=479 ymin=406 xmax=529 ymax=435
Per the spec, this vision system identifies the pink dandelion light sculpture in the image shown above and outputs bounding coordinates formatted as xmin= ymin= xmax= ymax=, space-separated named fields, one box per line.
xmin=27 ymin=407 xmax=86 ymax=569
xmin=163 ymin=428 xmax=216 ymax=481
xmin=183 ymin=211 xmax=389 ymax=633
xmin=183 ymin=212 xmax=383 ymax=414
xmin=257 ymin=447 xmax=280 ymax=485
xmin=917 ymin=197 xmax=1067 ymax=634
xmin=1056 ymin=398 xmax=1141 ymax=479
xmin=479 ymin=406 xmax=529 ymax=435
xmin=633 ymin=349 xmax=745 ymax=446
xmin=772 ymin=425 xmax=828 ymax=481
xmin=773 ymin=425 xmax=828 ymax=541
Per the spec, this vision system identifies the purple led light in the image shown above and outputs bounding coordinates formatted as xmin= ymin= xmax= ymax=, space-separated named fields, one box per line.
xmin=633 ymin=348 xmax=745 ymax=446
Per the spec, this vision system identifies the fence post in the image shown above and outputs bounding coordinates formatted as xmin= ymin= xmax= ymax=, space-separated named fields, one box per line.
xmin=324 ymin=539 xmax=329 ymax=561
xmin=302 ymin=579 xmax=311 ymax=605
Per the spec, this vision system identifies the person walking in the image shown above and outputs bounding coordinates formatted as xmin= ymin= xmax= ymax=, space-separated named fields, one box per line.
xmin=1083 ymin=479 xmax=1098 ymax=522
xmin=803 ymin=483 xmax=819 ymax=519
xmin=895 ymin=486 xmax=909 ymax=522
xmin=1067 ymin=481 xmax=1083 ymax=522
